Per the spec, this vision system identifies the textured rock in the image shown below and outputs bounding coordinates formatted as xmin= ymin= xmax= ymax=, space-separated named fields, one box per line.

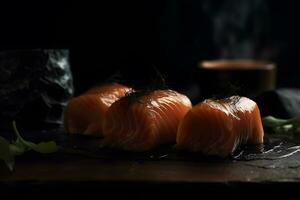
xmin=0 ymin=49 xmax=73 ymax=130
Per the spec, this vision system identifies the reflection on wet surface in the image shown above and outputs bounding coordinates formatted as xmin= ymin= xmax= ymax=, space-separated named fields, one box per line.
xmin=233 ymin=133 xmax=300 ymax=160
xmin=232 ymin=134 xmax=300 ymax=169
xmin=59 ymin=131 xmax=300 ymax=169
xmin=8 ymin=129 xmax=300 ymax=169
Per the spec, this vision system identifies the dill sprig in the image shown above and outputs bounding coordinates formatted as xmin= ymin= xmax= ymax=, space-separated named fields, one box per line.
xmin=87 ymin=71 xmax=123 ymax=89
xmin=210 ymin=83 xmax=241 ymax=100
xmin=209 ymin=95 xmax=241 ymax=106
xmin=149 ymin=66 xmax=168 ymax=90
xmin=121 ymin=66 xmax=169 ymax=104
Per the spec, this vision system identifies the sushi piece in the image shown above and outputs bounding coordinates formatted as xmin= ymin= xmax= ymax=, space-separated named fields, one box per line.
xmin=176 ymin=96 xmax=264 ymax=157
xmin=102 ymin=90 xmax=192 ymax=151
xmin=64 ymin=83 xmax=132 ymax=136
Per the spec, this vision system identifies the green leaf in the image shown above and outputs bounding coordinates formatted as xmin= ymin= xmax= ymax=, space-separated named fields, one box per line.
xmin=12 ymin=121 xmax=60 ymax=154
xmin=287 ymin=116 xmax=300 ymax=126
xmin=262 ymin=115 xmax=300 ymax=134
xmin=0 ymin=121 xmax=60 ymax=172
xmin=9 ymin=144 xmax=25 ymax=156
xmin=262 ymin=116 xmax=288 ymax=128
xmin=28 ymin=141 xmax=59 ymax=154
xmin=0 ymin=136 xmax=15 ymax=171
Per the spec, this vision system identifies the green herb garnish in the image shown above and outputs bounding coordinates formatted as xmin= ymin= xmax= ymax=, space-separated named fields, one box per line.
xmin=262 ymin=115 xmax=300 ymax=134
xmin=0 ymin=121 xmax=60 ymax=171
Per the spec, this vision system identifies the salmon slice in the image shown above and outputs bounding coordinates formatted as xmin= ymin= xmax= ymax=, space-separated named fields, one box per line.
xmin=64 ymin=83 xmax=132 ymax=136
xmin=102 ymin=90 xmax=192 ymax=151
xmin=176 ymin=96 xmax=264 ymax=157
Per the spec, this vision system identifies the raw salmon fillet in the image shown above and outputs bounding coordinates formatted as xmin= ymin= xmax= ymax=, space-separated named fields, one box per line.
xmin=64 ymin=83 xmax=132 ymax=136
xmin=176 ymin=96 xmax=264 ymax=157
xmin=102 ymin=90 xmax=192 ymax=151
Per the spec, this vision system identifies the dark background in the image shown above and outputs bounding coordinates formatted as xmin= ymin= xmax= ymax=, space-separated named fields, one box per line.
xmin=1 ymin=1 xmax=300 ymax=196
xmin=0 ymin=0 xmax=299 ymax=96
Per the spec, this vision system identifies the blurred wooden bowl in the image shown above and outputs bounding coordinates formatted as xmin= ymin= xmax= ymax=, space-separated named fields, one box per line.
xmin=197 ymin=60 xmax=276 ymax=99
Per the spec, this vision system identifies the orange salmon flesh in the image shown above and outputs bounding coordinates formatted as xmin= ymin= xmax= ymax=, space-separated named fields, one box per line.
xmin=176 ymin=96 xmax=264 ymax=157
xmin=102 ymin=90 xmax=192 ymax=151
xmin=64 ymin=83 xmax=132 ymax=136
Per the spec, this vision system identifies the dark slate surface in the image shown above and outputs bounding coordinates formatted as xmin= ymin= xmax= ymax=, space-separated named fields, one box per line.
xmin=1 ymin=129 xmax=300 ymax=198
xmin=2 ymin=129 xmax=300 ymax=181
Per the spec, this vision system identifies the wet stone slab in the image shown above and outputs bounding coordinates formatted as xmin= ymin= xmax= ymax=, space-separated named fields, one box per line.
xmin=1 ymin=129 xmax=300 ymax=184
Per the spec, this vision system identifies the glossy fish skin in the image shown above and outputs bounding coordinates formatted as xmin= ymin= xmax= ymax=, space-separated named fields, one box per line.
xmin=64 ymin=83 xmax=132 ymax=136
xmin=84 ymin=83 xmax=133 ymax=107
xmin=102 ymin=90 xmax=192 ymax=151
xmin=176 ymin=96 xmax=264 ymax=157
